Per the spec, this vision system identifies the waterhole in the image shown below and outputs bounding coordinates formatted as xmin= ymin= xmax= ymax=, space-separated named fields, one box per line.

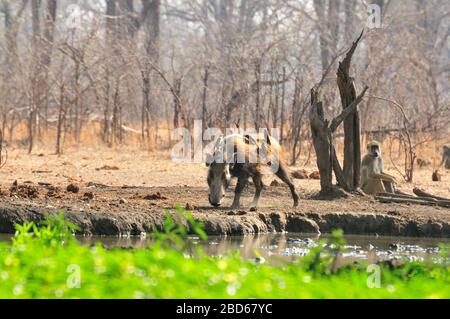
xmin=1 ymin=233 xmax=447 ymax=264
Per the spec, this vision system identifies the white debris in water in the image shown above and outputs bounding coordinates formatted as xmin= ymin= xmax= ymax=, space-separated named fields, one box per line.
xmin=119 ymin=231 xmax=131 ymax=238
xmin=286 ymin=238 xmax=302 ymax=244
xmin=286 ymin=238 xmax=317 ymax=248
xmin=342 ymin=252 xmax=367 ymax=259
xmin=282 ymin=247 xmax=309 ymax=256
xmin=344 ymin=245 xmax=362 ymax=250
xmin=406 ymin=256 xmax=424 ymax=262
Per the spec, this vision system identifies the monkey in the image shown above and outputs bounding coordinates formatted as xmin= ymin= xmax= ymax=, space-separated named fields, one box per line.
xmin=439 ymin=145 xmax=450 ymax=169
xmin=360 ymin=141 xmax=397 ymax=195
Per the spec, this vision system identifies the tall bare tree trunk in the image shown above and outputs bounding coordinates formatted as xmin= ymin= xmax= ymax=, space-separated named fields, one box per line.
xmin=337 ymin=32 xmax=364 ymax=190
xmin=202 ymin=66 xmax=209 ymax=129
xmin=310 ymin=89 xmax=333 ymax=193
xmin=112 ymin=79 xmax=120 ymax=145
xmin=42 ymin=0 xmax=57 ymax=131
xmin=291 ymin=74 xmax=301 ymax=165
xmin=2 ymin=1 xmax=28 ymax=144
xmin=56 ymin=84 xmax=65 ymax=155
xmin=313 ymin=0 xmax=329 ymax=72
xmin=141 ymin=0 xmax=160 ymax=149
xmin=29 ymin=0 xmax=41 ymax=153
xmin=173 ymin=77 xmax=182 ymax=128
xmin=280 ymin=67 xmax=286 ymax=145
xmin=28 ymin=0 xmax=57 ymax=152
xmin=254 ymin=60 xmax=262 ymax=130
xmin=310 ymin=32 xmax=368 ymax=195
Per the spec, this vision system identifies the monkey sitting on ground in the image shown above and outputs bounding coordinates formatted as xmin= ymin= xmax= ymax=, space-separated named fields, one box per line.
xmin=360 ymin=141 xmax=397 ymax=195
xmin=440 ymin=145 xmax=450 ymax=169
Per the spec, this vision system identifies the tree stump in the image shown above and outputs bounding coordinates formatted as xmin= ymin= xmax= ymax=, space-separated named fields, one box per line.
xmin=309 ymin=86 xmax=368 ymax=196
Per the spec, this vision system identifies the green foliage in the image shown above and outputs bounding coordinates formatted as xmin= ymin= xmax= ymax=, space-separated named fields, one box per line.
xmin=439 ymin=244 xmax=449 ymax=259
xmin=0 ymin=210 xmax=448 ymax=299
xmin=150 ymin=205 xmax=207 ymax=250
xmin=301 ymin=229 xmax=348 ymax=275
xmin=13 ymin=213 xmax=79 ymax=247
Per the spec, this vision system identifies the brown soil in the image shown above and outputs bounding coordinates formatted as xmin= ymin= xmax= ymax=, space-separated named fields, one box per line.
xmin=0 ymin=146 xmax=449 ymax=237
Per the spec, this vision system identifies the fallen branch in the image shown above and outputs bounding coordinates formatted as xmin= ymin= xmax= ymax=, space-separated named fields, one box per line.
xmin=377 ymin=192 xmax=438 ymax=203
xmin=375 ymin=195 xmax=450 ymax=208
xmin=375 ymin=196 xmax=434 ymax=206
xmin=413 ymin=188 xmax=449 ymax=201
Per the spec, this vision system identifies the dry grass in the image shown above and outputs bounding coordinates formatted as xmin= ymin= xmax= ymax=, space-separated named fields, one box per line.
xmin=0 ymin=145 xmax=448 ymax=198
xmin=1 ymin=121 xmax=448 ymax=198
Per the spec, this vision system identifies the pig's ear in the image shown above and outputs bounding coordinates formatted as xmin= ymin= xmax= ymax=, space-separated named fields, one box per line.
xmin=205 ymin=153 xmax=214 ymax=167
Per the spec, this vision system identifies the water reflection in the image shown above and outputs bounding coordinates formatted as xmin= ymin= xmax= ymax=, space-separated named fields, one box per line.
xmin=0 ymin=233 xmax=448 ymax=263
xmin=197 ymin=233 xmax=449 ymax=264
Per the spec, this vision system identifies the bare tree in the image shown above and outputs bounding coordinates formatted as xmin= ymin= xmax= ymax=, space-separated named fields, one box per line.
xmin=0 ymin=0 xmax=446 ymax=170
xmin=310 ymin=33 xmax=368 ymax=195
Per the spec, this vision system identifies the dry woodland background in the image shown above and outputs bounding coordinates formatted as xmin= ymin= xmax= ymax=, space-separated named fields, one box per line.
xmin=0 ymin=0 xmax=448 ymax=192
xmin=1 ymin=1 xmax=450 ymax=302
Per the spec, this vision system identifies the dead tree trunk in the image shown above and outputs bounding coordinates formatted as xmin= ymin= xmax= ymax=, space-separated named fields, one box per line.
xmin=202 ymin=66 xmax=209 ymax=128
xmin=141 ymin=71 xmax=151 ymax=148
xmin=56 ymin=84 xmax=66 ymax=155
xmin=310 ymin=85 xmax=368 ymax=196
xmin=112 ymin=79 xmax=121 ymax=145
xmin=28 ymin=0 xmax=57 ymax=152
xmin=337 ymin=31 xmax=364 ymax=190
xmin=291 ymin=75 xmax=309 ymax=165
xmin=28 ymin=0 xmax=41 ymax=154
xmin=0 ymin=127 xmax=4 ymax=168
xmin=254 ymin=60 xmax=262 ymax=130
xmin=73 ymin=59 xmax=81 ymax=143
xmin=280 ymin=67 xmax=286 ymax=145
xmin=42 ymin=0 xmax=57 ymax=132
xmin=173 ymin=77 xmax=182 ymax=128
xmin=102 ymin=69 xmax=112 ymax=145
xmin=140 ymin=0 xmax=160 ymax=149
xmin=310 ymin=89 xmax=333 ymax=193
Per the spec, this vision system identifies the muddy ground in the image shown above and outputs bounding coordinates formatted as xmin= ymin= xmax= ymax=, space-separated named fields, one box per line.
xmin=0 ymin=146 xmax=449 ymax=237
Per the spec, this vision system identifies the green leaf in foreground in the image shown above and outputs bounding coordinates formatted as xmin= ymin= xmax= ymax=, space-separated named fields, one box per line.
xmin=0 ymin=210 xmax=448 ymax=298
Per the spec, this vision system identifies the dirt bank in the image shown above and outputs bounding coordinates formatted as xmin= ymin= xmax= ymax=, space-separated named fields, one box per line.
xmin=0 ymin=184 xmax=448 ymax=237
xmin=0 ymin=148 xmax=448 ymax=238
